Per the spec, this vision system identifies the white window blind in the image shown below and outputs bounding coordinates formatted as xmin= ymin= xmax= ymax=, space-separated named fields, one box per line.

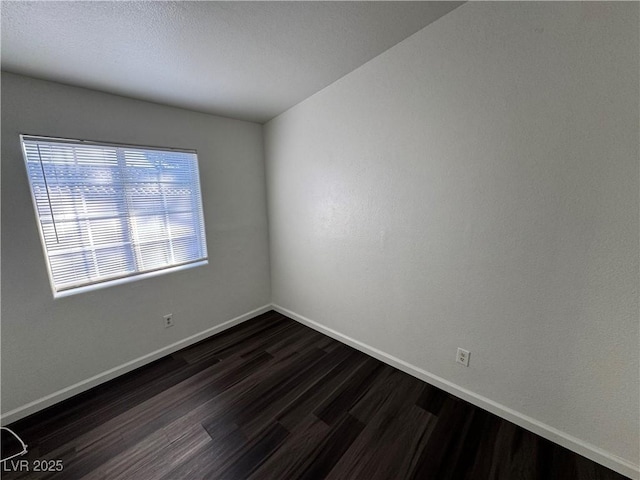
xmin=21 ymin=135 xmax=208 ymax=297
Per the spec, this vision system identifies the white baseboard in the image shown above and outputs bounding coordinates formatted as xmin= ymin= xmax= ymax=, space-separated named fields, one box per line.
xmin=0 ymin=304 xmax=272 ymax=426
xmin=272 ymin=304 xmax=639 ymax=480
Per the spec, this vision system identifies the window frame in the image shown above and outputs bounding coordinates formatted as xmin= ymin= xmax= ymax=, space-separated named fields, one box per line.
xmin=20 ymin=134 xmax=209 ymax=298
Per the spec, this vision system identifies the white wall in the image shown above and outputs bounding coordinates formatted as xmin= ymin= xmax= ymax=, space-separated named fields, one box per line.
xmin=265 ymin=1 xmax=639 ymax=474
xmin=1 ymin=73 xmax=271 ymax=416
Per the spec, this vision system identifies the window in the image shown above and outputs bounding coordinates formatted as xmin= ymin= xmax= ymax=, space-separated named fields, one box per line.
xmin=21 ymin=135 xmax=208 ymax=297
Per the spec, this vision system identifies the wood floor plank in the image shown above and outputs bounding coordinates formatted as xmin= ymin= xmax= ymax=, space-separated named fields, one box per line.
xmin=78 ymin=428 xmax=168 ymax=480
xmin=2 ymin=311 xmax=630 ymax=480
xmin=416 ymin=382 xmax=449 ymax=416
xmin=325 ymin=403 xmax=433 ymax=480
xmin=157 ymin=428 xmax=246 ymax=480
xmin=410 ymin=396 xmax=476 ymax=480
xmin=158 ymin=349 xmax=314 ymax=445
xmin=326 ymin=371 xmax=433 ymax=480
xmin=214 ymin=422 xmax=289 ymax=479
xmin=313 ymin=356 xmax=386 ymax=425
xmin=238 ymin=348 xmax=351 ymax=439
xmin=233 ymin=347 xmax=328 ymax=426
xmin=162 ymin=423 xmax=212 ymax=472
xmin=276 ymin=347 xmax=366 ymax=431
xmin=296 ymin=413 xmax=365 ymax=480
xmin=74 ymin=351 xmax=272 ymax=454
xmin=246 ymin=415 xmax=331 ymax=480
xmin=349 ymin=368 xmax=421 ymax=424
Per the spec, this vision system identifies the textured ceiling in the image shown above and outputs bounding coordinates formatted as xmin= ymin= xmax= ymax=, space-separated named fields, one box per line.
xmin=1 ymin=1 xmax=462 ymax=123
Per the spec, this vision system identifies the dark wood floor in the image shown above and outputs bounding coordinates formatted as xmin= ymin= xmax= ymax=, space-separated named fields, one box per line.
xmin=1 ymin=311 xmax=629 ymax=480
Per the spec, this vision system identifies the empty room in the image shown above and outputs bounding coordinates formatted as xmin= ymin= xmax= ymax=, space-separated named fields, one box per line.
xmin=1 ymin=1 xmax=638 ymax=479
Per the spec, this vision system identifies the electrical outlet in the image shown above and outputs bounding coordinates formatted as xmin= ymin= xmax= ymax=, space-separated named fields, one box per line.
xmin=163 ymin=314 xmax=174 ymax=328
xmin=456 ymin=347 xmax=470 ymax=367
